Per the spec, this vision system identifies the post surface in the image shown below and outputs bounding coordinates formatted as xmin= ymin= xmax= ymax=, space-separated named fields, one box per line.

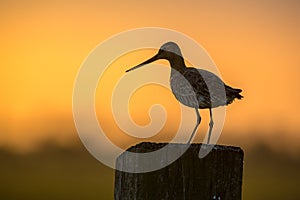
xmin=114 ymin=142 xmax=244 ymax=200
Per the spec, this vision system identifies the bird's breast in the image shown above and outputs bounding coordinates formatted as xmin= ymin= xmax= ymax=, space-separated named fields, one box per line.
xmin=169 ymin=71 xmax=200 ymax=108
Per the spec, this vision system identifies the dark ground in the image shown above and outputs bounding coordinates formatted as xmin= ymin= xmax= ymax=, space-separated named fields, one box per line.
xmin=0 ymin=142 xmax=299 ymax=200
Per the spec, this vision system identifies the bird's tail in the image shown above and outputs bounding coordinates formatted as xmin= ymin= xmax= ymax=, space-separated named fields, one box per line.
xmin=226 ymin=86 xmax=243 ymax=104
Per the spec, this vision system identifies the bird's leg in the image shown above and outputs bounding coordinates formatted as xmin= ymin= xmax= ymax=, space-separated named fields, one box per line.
xmin=207 ymin=108 xmax=214 ymax=144
xmin=187 ymin=108 xmax=201 ymax=144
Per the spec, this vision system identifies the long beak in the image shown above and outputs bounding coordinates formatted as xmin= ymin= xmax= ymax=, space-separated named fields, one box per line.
xmin=125 ymin=54 xmax=159 ymax=72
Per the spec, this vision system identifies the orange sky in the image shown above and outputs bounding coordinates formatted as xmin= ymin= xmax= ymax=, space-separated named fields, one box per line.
xmin=1 ymin=1 xmax=300 ymax=153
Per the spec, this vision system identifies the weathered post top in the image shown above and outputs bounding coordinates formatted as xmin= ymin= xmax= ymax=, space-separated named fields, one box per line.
xmin=115 ymin=142 xmax=244 ymax=200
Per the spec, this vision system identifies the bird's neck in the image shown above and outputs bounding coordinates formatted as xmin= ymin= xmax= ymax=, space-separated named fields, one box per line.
xmin=167 ymin=54 xmax=187 ymax=73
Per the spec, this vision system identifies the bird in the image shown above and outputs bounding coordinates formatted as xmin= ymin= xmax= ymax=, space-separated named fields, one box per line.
xmin=125 ymin=42 xmax=243 ymax=144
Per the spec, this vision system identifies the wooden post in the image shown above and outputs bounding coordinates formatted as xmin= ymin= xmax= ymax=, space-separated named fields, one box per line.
xmin=114 ymin=142 xmax=244 ymax=200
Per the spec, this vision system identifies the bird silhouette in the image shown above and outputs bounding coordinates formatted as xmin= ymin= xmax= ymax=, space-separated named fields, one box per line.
xmin=126 ymin=42 xmax=243 ymax=144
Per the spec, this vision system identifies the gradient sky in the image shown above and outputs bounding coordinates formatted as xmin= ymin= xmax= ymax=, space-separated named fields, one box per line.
xmin=1 ymin=1 xmax=300 ymax=154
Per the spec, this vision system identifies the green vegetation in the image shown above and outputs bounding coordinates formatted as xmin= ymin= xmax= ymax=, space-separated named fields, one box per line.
xmin=0 ymin=144 xmax=114 ymax=200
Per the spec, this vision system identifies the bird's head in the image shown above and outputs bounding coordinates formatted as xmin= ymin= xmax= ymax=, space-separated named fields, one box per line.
xmin=125 ymin=41 xmax=182 ymax=72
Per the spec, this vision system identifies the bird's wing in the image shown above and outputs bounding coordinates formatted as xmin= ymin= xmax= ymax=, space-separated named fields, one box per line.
xmin=183 ymin=68 xmax=227 ymax=107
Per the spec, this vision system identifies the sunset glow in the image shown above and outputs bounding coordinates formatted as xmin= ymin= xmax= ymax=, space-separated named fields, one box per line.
xmin=1 ymin=1 xmax=300 ymax=154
